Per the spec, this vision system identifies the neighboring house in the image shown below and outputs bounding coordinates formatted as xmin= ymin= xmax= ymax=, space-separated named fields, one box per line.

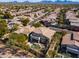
xmin=66 ymin=10 xmax=79 ymax=27
xmin=29 ymin=32 xmax=49 ymax=47
xmin=69 ymin=19 xmax=79 ymax=27
xmin=33 ymin=27 xmax=56 ymax=40
xmin=41 ymin=12 xmax=58 ymax=22
xmin=28 ymin=27 xmax=56 ymax=53
xmin=61 ymin=32 xmax=79 ymax=57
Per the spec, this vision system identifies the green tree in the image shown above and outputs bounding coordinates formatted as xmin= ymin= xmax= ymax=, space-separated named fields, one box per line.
xmin=33 ymin=22 xmax=42 ymax=28
xmin=34 ymin=14 xmax=37 ymax=17
xmin=7 ymin=33 xmax=29 ymax=50
xmin=0 ymin=9 xmax=4 ymax=19
xmin=44 ymin=8 xmax=54 ymax=13
xmin=21 ymin=18 xmax=30 ymax=26
xmin=0 ymin=9 xmax=3 ymax=15
xmin=48 ymin=50 xmax=57 ymax=58
xmin=3 ymin=12 xmax=14 ymax=19
xmin=0 ymin=19 xmax=8 ymax=38
xmin=11 ymin=23 xmax=19 ymax=32
xmin=57 ymin=9 xmax=69 ymax=26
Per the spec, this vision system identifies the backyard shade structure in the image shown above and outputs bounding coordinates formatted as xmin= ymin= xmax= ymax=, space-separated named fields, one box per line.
xmin=28 ymin=32 xmax=49 ymax=46
xmin=66 ymin=45 xmax=79 ymax=54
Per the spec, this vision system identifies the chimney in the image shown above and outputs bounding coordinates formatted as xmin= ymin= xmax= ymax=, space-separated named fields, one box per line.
xmin=71 ymin=33 xmax=74 ymax=40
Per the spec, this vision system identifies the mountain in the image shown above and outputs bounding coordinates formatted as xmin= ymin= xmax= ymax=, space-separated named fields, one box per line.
xmin=11 ymin=1 xmax=18 ymax=3
xmin=37 ymin=0 xmax=54 ymax=4
xmin=37 ymin=1 xmax=79 ymax=4
xmin=23 ymin=1 xmax=30 ymax=3
xmin=0 ymin=0 xmax=79 ymax=4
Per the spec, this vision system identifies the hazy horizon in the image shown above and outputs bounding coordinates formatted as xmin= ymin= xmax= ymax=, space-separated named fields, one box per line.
xmin=0 ymin=0 xmax=79 ymax=2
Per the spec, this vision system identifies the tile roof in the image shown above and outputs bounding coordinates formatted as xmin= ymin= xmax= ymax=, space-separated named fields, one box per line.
xmin=62 ymin=32 xmax=79 ymax=47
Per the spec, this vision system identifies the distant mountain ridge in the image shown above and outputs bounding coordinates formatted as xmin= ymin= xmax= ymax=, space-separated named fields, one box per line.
xmin=38 ymin=0 xmax=53 ymax=4
xmin=37 ymin=1 xmax=79 ymax=4
xmin=11 ymin=1 xmax=30 ymax=3
xmin=0 ymin=0 xmax=79 ymax=4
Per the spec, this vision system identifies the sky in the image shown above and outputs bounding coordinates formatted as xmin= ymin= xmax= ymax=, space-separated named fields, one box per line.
xmin=0 ymin=0 xmax=79 ymax=2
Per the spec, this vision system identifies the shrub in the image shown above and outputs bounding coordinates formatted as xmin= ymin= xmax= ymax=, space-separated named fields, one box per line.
xmin=0 ymin=19 xmax=8 ymax=37
xmin=33 ymin=22 xmax=42 ymax=28
xmin=21 ymin=18 xmax=30 ymax=26
xmin=6 ymin=33 xmax=29 ymax=50
xmin=3 ymin=12 xmax=14 ymax=19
